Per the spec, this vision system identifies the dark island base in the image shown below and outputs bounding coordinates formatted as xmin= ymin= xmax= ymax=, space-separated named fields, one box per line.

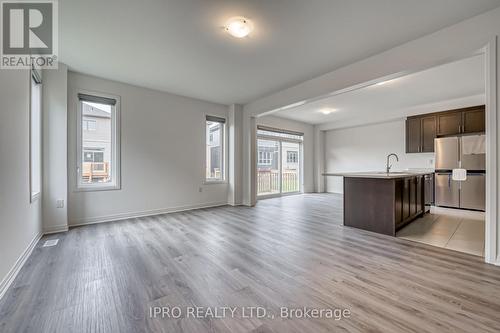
xmin=344 ymin=176 xmax=425 ymax=236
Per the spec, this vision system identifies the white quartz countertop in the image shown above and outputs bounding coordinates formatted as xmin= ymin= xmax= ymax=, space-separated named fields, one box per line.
xmin=322 ymin=171 xmax=434 ymax=179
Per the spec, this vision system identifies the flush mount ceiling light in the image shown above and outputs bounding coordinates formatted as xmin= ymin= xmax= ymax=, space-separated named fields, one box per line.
xmin=225 ymin=17 xmax=254 ymax=38
xmin=319 ymin=108 xmax=336 ymax=115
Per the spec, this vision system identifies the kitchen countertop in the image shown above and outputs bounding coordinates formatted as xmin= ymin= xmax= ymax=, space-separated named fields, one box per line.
xmin=322 ymin=171 xmax=434 ymax=179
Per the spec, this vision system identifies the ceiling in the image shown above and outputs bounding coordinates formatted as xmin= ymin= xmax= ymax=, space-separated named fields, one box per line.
xmin=272 ymin=54 xmax=485 ymax=128
xmin=60 ymin=0 xmax=500 ymax=105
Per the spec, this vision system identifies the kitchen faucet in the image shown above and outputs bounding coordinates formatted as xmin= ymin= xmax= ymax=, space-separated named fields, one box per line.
xmin=386 ymin=153 xmax=399 ymax=173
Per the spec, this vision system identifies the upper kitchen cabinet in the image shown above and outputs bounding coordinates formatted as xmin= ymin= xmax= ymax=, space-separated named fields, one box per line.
xmin=421 ymin=116 xmax=437 ymax=152
xmin=406 ymin=105 xmax=485 ymax=153
xmin=462 ymin=107 xmax=485 ymax=133
xmin=437 ymin=106 xmax=485 ymax=136
xmin=437 ymin=111 xmax=462 ymax=136
xmin=406 ymin=118 xmax=421 ymax=153
xmin=406 ymin=115 xmax=436 ymax=153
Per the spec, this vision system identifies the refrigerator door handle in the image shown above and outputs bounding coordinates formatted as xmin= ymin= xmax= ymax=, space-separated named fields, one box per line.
xmin=458 ymin=137 xmax=461 ymax=168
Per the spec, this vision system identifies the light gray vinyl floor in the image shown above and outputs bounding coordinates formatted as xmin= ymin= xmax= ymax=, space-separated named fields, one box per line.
xmin=1 ymin=194 xmax=500 ymax=333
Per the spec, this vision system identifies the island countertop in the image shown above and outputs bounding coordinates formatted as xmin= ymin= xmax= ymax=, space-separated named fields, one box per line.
xmin=322 ymin=171 xmax=434 ymax=179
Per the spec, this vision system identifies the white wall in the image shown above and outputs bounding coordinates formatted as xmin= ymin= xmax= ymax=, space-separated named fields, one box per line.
xmin=325 ymin=120 xmax=435 ymax=193
xmin=227 ymin=104 xmax=243 ymax=205
xmin=256 ymin=115 xmax=315 ymax=193
xmin=313 ymin=126 xmax=325 ymax=193
xmin=42 ymin=64 xmax=69 ymax=233
xmin=67 ymin=72 xmax=229 ymax=225
xmin=0 ymin=69 xmax=43 ymax=295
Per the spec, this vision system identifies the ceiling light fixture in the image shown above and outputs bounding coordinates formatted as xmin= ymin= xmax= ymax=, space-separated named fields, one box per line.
xmin=319 ymin=108 xmax=336 ymax=115
xmin=225 ymin=17 xmax=254 ymax=38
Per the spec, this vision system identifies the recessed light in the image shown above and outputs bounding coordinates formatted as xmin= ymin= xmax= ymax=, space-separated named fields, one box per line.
xmin=319 ymin=108 xmax=336 ymax=115
xmin=225 ymin=17 xmax=254 ymax=38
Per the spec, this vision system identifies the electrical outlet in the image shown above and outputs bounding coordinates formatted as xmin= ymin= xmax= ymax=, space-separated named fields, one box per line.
xmin=56 ymin=199 xmax=64 ymax=208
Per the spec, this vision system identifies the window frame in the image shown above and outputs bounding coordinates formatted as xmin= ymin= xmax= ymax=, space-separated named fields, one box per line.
xmin=75 ymin=90 xmax=121 ymax=192
xmin=29 ymin=69 xmax=42 ymax=202
xmin=204 ymin=116 xmax=227 ymax=184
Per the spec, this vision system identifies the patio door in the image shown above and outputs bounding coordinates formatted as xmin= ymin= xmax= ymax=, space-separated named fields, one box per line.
xmin=257 ymin=139 xmax=281 ymax=196
xmin=281 ymin=141 xmax=300 ymax=193
xmin=257 ymin=126 xmax=303 ymax=197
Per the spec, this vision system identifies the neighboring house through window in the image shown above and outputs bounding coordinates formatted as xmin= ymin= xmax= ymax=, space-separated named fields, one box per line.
xmin=205 ymin=115 xmax=225 ymax=182
xmin=77 ymin=92 xmax=121 ymax=190
xmin=83 ymin=119 xmax=97 ymax=131
xmin=30 ymin=69 xmax=42 ymax=202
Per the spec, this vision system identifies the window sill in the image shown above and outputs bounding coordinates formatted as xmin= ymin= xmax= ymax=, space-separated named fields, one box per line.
xmin=203 ymin=180 xmax=227 ymax=185
xmin=75 ymin=184 xmax=121 ymax=192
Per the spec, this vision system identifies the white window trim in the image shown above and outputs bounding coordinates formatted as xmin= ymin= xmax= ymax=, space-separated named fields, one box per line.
xmin=204 ymin=116 xmax=227 ymax=184
xmin=75 ymin=90 xmax=121 ymax=192
xmin=30 ymin=70 xmax=42 ymax=203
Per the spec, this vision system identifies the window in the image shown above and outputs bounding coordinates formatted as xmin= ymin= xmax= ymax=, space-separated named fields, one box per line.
xmin=205 ymin=115 xmax=225 ymax=182
xmin=287 ymin=151 xmax=298 ymax=163
xmin=258 ymin=151 xmax=272 ymax=165
xmin=83 ymin=119 xmax=97 ymax=131
xmin=30 ymin=69 xmax=42 ymax=202
xmin=84 ymin=149 xmax=104 ymax=163
xmin=77 ymin=92 xmax=120 ymax=190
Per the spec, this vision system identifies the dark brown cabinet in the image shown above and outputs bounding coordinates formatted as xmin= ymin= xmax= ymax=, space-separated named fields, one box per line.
xmin=406 ymin=105 xmax=485 ymax=153
xmin=395 ymin=175 xmax=425 ymax=230
xmin=406 ymin=115 xmax=437 ymax=153
xmin=437 ymin=111 xmax=462 ymax=136
xmin=436 ymin=106 xmax=485 ymax=136
xmin=421 ymin=116 xmax=437 ymax=152
xmin=406 ymin=118 xmax=421 ymax=153
xmin=463 ymin=108 xmax=485 ymax=133
xmin=344 ymin=174 xmax=426 ymax=236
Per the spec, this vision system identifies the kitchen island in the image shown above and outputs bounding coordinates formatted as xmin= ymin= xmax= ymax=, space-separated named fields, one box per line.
xmin=324 ymin=172 xmax=432 ymax=236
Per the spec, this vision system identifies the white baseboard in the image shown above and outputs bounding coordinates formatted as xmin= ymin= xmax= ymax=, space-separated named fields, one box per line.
xmin=493 ymin=257 xmax=500 ymax=266
xmin=43 ymin=224 xmax=69 ymax=234
xmin=0 ymin=232 xmax=42 ymax=300
xmin=69 ymin=201 xmax=228 ymax=227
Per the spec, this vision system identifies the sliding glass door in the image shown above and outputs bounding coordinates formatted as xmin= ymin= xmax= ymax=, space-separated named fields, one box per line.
xmin=257 ymin=127 xmax=303 ymax=197
xmin=281 ymin=141 xmax=300 ymax=193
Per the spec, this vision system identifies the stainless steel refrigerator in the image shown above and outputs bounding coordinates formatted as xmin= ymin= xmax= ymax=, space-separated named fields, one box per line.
xmin=434 ymin=135 xmax=485 ymax=211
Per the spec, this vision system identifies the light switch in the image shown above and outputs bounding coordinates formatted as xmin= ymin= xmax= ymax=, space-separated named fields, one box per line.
xmin=56 ymin=199 xmax=64 ymax=208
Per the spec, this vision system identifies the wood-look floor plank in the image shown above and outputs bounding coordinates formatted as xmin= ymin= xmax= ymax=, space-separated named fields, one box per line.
xmin=1 ymin=194 xmax=499 ymax=333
